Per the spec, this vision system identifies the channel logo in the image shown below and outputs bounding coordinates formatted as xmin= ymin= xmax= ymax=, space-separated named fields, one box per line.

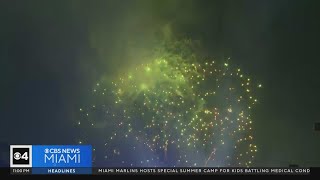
xmin=10 ymin=145 xmax=32 ymax=167
xmin=33 ymin=145 xmax=92 ymax=168
xmin=10 ymin=145 xmax=92 ymax=174
xmin=10 ymin=145 xmax=92 ymax=168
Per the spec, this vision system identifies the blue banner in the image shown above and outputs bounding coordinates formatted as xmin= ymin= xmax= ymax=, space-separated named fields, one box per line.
xmin=32 ymin=145 xmax=92 ymax=168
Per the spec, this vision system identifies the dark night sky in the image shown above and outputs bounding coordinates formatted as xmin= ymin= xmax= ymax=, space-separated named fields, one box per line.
xmin=1 ymin=0 xmax=320 ymax=167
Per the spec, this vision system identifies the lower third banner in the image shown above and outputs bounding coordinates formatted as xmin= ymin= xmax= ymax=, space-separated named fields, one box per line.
xmin=10 ymin=145 xmax=92 ymax=175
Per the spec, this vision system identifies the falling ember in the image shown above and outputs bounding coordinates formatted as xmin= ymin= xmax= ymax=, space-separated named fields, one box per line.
xmin=205 ymin=148 xmax=217 ymax=167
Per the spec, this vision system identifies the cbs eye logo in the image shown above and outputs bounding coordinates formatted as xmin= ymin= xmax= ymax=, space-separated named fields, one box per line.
xmin=10 ymin=145 xmax=32 ymax=167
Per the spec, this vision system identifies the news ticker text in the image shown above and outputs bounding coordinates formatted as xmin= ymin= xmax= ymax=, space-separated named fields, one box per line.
xmin=10 ymin=167 xmax=311 ymax=175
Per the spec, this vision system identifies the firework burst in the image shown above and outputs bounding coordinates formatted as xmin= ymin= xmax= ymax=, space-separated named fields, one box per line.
xmin=78 ymin=41 xmax=261 ymax=167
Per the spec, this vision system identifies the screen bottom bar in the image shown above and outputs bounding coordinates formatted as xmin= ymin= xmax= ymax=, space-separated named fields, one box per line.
xmin=7 ymin=167 xmax=317 ymax=175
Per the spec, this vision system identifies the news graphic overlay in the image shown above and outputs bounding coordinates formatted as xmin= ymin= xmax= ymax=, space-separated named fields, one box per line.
xmin=9 ymin=145 xmax=313 ymax=175
xmin=10 ymin=145 xmax=32 ymax=168
xmin=93 ymin=167 xmax=311 ymax=175
xmin=10 ymin=145 xmax=92 ymax=175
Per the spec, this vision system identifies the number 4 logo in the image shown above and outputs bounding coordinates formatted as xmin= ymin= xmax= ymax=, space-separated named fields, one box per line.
xmin=18 ymin=152 xmax=29 ymax=160
xmin=10 ymin=145 xmax=32 ymax=167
